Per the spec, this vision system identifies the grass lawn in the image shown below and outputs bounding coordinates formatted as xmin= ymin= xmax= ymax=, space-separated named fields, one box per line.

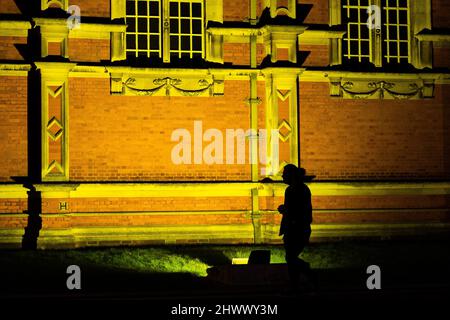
xmin=1 ymin=239 xmax=450 ymax=296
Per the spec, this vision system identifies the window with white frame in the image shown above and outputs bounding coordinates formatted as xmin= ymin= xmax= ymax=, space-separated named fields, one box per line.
xmin=342 ymin=0 xmax=410 ymax=65
xmin=125 ymin=0 xmax=204 ymax=62
xmin=381 ymin=0 xmax=409 ymax=64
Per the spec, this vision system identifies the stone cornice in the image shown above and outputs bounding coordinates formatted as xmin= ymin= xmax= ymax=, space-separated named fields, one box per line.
xmin=33 ymin=17 xmax=127 ymax=39
xmin=35 ymin=61 xmax=77 ymax=75
xmin=415 ymin=32 xmax=450 ymax=42
xmin=207 ymin=25 xmax=307 ymax=37
xmin=0 ymin=20 xmax=32 ymax=36
xmin=0 ymin=63 xmax=32 ymax=76
xmin=300 ymin=70 xmax=450 ymax=84
xmin=299 ymin=29 xmax=346 ymax=40
xmin=1 ymin=181 xmax=450 ymax=198
xmin=24 ymin=62 xmax=450 ymax=84
xmin=299 ymin=29 xmax=347 ymax=45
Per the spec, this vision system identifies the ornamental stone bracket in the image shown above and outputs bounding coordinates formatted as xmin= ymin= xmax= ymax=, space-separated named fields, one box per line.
xmin=41 ymin=0 xmax=68 ymax=11
xmin=266 ymin=0 xmax=297 ymax=19
xmin=0 ymin=20 xmax=32 ymax=37
xmin=34 ymin=18 xmax=70 ymax=58
xmin=206 ymin=25 xmax=307 ymax=64
xmin=33 ymin=18 xmax=127 ymax=61
xmin=110 ymin=73 xmax=225 ymax=97
xmin=329 ymin=77 xmax=435 ymax=99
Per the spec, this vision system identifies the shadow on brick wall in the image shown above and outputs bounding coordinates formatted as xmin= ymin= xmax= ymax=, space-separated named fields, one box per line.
xmin=13 ymin=0 xmax=40 ymax=18
xmin=21 ymin=188 xmax=42 ymax=250
xmin=444 ymin=89 xmax=450 ymax=179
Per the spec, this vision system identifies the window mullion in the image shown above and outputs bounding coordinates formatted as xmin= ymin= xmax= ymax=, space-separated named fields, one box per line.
xmin=178 ymin=2 xmax=181 ymax=59
xmin=147 ymin=0 xmax=150 ymax=58
xmin=372 ymin=0 xmax=382 ymax=67
xmin=135 ymin=0 xmax=138 ymax=57
xmin=190 ymin=3 xmax=193 ymax=59
xmin=346 ymin=0 xmax=350 ymax=60
xmin=407 ymin=0 xmax=411 ymax=64
xmin=162 ymin=0 xmax=170 ymax=62
xmin=357 ymin=0 xmax=361 ymax=62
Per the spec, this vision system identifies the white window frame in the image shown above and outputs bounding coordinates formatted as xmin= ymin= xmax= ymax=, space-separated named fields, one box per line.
xmin=329 ymin=0 xmax=432 ymax=68
xmin=123 ymin=0 xmax=205 ymax=62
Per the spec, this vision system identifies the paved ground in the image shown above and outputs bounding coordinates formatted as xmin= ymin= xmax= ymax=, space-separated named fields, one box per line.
xmin=4 ymin=280 xmax=448 ymax=318
xmin=3 ymin=264 xmax=449 ymax=318
xmin=2 ymin=240 xmax=450 ymax=318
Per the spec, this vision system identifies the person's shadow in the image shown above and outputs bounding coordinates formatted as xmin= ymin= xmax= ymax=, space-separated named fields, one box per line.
xmin=21 ymin=186 xmax=42 ymax=250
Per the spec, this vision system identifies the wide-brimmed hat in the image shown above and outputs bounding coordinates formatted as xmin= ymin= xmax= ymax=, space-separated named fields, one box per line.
xmin=283 ymin=164 xmax=305 ymax=176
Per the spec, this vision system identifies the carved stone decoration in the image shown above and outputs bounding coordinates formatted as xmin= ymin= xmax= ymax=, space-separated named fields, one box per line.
xmin=263 ymin=71 xmax=299 ymax=179
xmin=278 ymin=119 xmax=292 ymax=142
xmin=113 ymin=74 xmax=224 ymax=97
xmin=422 ymin=80 xmax=435 ymax=98
xmin=267 ymin=0 xmax=297 ymax=19
xmin=330 ymin=79 xmax=435 ymax=99
xmin=212 ymin=79 xmax=225 ymax=97
xmin=111 ymin=74 xmax=124 ymax=95
xmin=41 ymin=0 xmax=68 ymax=10
xmin=245 ymin=97 xmax=263 ymax=106
xmin=206 ymin=33 xmax=224 ymax=64
xmin=34 ymin=18 xmax=69 ymax=58
xmin=123 ymin=77 xmax=213 ymax=97
xmin=36 ymin=62 xmax=74 ymax=182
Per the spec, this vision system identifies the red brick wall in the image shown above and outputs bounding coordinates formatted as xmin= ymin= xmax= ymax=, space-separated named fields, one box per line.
xmin=257 ymin=0 xmax=267 ymax=17
xmin=299 ymin=0 xmax=329 ymax=24
xmin=224 ymin=43 xmax=250 ymax=66
xmin=0 ymin=76 xmax=28 ymax=182
xmin=224 ymin=0 xmax=249 ymax=21
xmin=69 ymin=78 xmax=255 ymax=181
xmin=300 ymin=44 xmax=329 ymax=66
xmin=40 ymin=196 xmax=252 ymax=214
xmin=0 ymin=0 xmax=109 ymax=16
xmin=71 ymin=0 xmax=110 ymax=18
xmin=445 ymin=89 xmax=450 ymax=177
xmin=47 ymin=41 xmax=61 ymax=56
xmin=312 ymin=208 xmax=450 ymax=224
xmin=0 ymin=198 xmax=27 ymax=214
xmin=0 ymin=37 xmax=27 ymax=60
xmin=299 ymin=82 xmax=450 ymax=180
xmin=0 ymin=215 xmax=27 ymax=229
xmin=260 ymin=193 xmax=450 ymax=226
xmin=69 ymin=39 xmax=110 ymax=62
xmin=223 ymin=43 xmax=265 ymax=66
xmin=433 ymin=45 xmax=450 ymax=69
xmin=312 ymin=195 xmax=449 ymax=209
xmin=0 ymin=0 xmax=21 ymax=14
xmin=432 ymin=0 xmax=450 ymax=28
xmin=68 ymin=212 xmax=251 ymax=228
xmin=261 ymin=194 xmax=450 ymax=210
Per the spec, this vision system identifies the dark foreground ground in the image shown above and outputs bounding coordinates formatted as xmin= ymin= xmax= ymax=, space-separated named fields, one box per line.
xmin=1 ymin=239 xmax=449 ymax=318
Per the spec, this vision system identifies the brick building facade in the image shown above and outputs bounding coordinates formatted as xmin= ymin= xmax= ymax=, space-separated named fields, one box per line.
xmin=0 ymin=0 xmax=449 ymax=248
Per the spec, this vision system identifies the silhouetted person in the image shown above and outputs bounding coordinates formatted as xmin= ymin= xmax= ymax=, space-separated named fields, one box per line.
xmin=278 ymin=164 xmax=313 ymax=291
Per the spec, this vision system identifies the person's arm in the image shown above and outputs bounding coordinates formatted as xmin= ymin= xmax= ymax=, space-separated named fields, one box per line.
xmin=299 ymin=185 xmax=313 ymax=226
xmin=283 ymin=187 xmax=297 ymax=220
xmin=277 ymin=188 xmax=290 ymax=215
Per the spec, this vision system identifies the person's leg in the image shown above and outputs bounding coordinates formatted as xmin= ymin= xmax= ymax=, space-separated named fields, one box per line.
xmin=296 ymin=230 xmax=311 ymax=271
xmin=284 ymin=235 xmax=304 ymax=290
xmin=284 ymin=231 xmax=315 ymax=291
xmin=297 ymin=230 xmax=318 ymax=289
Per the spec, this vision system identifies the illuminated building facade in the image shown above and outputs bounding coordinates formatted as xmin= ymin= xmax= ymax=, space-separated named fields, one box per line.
xmin=0 ymin=0 xmax=449 ymax=248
